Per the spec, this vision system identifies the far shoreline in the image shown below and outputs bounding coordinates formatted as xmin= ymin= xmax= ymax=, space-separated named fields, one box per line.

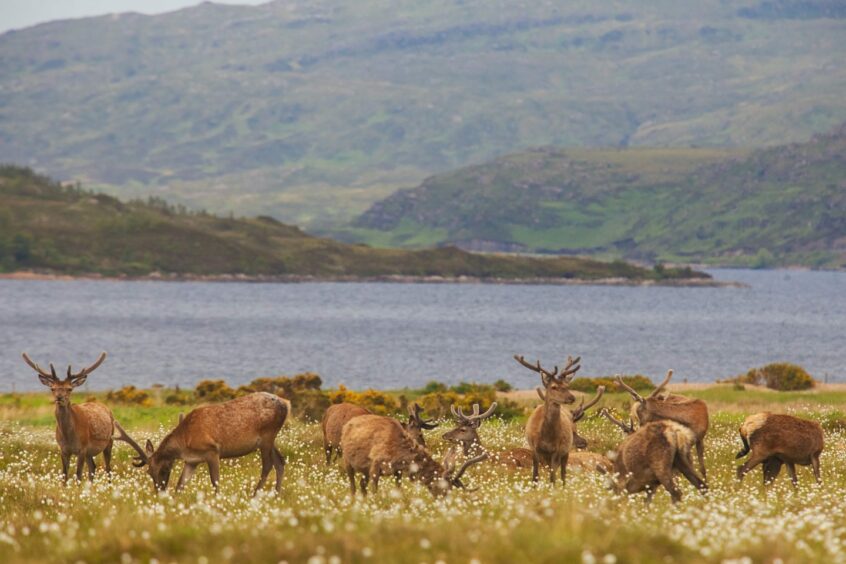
xmin=0 ymin=270 xmax=745 ymax=288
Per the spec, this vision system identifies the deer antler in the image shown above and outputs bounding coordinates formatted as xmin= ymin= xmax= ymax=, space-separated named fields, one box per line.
xmin=68 ymin=352 xmax=107 ymax=381
xmin=615 ymin=374 xmax=645 ymax=404
xmin=451 ymin=452 xmax=489 ymax=485
xmin=648 ymin=369 xmax=674 ymax=399
xmin=451 ymin=402 xmax=498 ymax=426
xmin=514 ymin=354 xmax=560 ymax=386
xmin=560 ymin=355 xmax=582 ymax=382
xmin=409 ymin=402 xmax=438 ymax=430
xmin=571 ymin=386 xmax=605 ymax=422
xmin=600 ymin=408 xmax=635 ymax=435
xmin=22 ymin=352 xmax=57 ymax=381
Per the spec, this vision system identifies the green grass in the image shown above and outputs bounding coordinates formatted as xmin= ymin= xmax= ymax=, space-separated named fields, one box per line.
xmin=2 ymin=387 xmax=846 ymax=562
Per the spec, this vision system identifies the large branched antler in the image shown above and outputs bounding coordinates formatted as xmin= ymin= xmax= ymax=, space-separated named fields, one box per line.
xmin=600 ymin=408 xmax=636 ymax=435
xmin=450 ymin=402 xmax=498 ymax=427
xmin=22 ymin=352 xmax=58 ymax=383
xmin=616 ymin=374 xmax=645 ymax=404
xmin=449 ymin=452 xmax=489 ymax=489
xmin=571 ymin=386 xmax=605 ymax=422
xmin=513 ymin=354 xmax=560 ymax=387
xmin=559 ymin=355 xmax=581 ymax=383
xmin=67 ymin=352 xmax=107 ymax=386
xmin=648 ymin=369 xmax=674 ymax=399
xmin=408 ymin=402 xmax=438 ymax=430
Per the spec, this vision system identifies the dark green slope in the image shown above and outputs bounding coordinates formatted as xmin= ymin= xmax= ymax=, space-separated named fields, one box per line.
xmin=1 ymin=0 xmax=845 ymax=227
xmin=350 ymin=125 xmax=846 ymax=268
xmin=0 ymin=166 xmax=705 ymax=281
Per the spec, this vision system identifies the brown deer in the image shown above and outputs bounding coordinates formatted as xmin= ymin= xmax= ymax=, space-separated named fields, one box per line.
xmin=132 ymin=392 xmax=290 ymax=495
xmin=515 ymin=354 xmax=605 ymax=485
xmin=616 ymin=370 xmax=710 ymax=478
xmin=321 ymin=402 xmax=436 ymax=465
xmin=736 ymin=412 xmax=824 ymax=486
xmin=22 ymin=352 xmax=147 ymax=483
xmin=601 ymin=408 xmax=707 ymax=504
xmin=340 ymin=414 xmax=487 ymax=497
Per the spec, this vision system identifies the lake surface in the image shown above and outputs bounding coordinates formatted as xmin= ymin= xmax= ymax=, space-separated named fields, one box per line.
xmin=1 ymin=269 xmax=844 ymax=392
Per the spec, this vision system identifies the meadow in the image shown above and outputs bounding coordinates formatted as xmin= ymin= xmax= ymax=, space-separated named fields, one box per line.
xmin=1 ymin=387 xmax=845 ymax=563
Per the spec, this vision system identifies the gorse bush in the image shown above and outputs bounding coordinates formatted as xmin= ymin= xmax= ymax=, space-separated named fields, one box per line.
xmin=105 ymin=385 xmax=152 ymax=406
xmin=194 ymin=379 xmax=237 ymax=402
xmin=327 ymin=385 xmax=398 ymax=416
xmin=569 ymin=375 xmax=655 ymax=393
xmin=493 ymin=379 xmax=513 ymax=392
xmin=742 ymin=363 xmax=815 ymax=391
xmin=416 ymin=382 xmax=523 ymax=420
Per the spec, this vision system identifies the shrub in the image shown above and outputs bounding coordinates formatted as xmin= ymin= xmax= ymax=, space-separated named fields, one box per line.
xmin=421 ymin=380 xmax=448 ymax=393
xmin=417 ymin=387 xmax=522 ymax=420
xmin=742 ymin=363 xmax=815 ymax=391
xmin=106 ymin=385 xmax=152 ymax=406
xmin=194 ymin=379 xmax=237 ymax=402
xmin=493 ymin=379 xmax=513 ymax=393
xmin=569 ymin=375 xmax=655 ymax=393
xmin=327 ymin=385 xmax=399 ymax=415
xmin=238 ymin=372 xmax=328 ymax=420
xmin=293 ymin=389 xmax=331 ymax=421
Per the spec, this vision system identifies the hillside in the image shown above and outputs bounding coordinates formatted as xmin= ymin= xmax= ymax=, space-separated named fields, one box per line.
xmin=1 ymin=0 xmax=845 ymax=228
xmin=0 ymin=166 xmax=708 ymax=282
xmin=350 ymin=124 xmax=846 ymax=268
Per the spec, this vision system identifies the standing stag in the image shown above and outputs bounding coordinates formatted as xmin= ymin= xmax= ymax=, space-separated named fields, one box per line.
xmin=133 ymin=392 xmax=289 ymax=495
xmin=22 ymin=352 xmax=147 ymax=482
xmin=322 ymin=402 xmax=436 ymax=465
xmin=736 ymin=412 xmax=823 ymax=486
xmin=514 ymin=354 xmax=605 ymax=485
xmin=617 ymin=370 xmax=710 ymax=478
xmin=602 ymin=408 xmax=707 ymax=504
xmin=340 ymin=414 xmax=487 ymax=497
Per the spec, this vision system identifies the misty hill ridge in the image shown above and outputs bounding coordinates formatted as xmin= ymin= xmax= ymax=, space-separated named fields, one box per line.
xmin=1 ymin=0 xmax=844 ymax=227
xmin=350 ymin=124 xmax=846 ymax=268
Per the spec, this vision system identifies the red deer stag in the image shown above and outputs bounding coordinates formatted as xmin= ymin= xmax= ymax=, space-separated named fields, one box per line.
xmin=133 ymin=392 xmax=289 ymax=495
xmin=340 ymin=414 xmax=486 ymax=497
xmin=515 ymin=354 xmax=605 ymax=485
xmin=22 ymin=352 xmax=147 ymax=483
xmin=736 ymin=412 xmax=824 ymax=486
xmin=617 ymin=370 xmax=710 ymax=478
xmin=602 ymin=408 xmax=706 ymax=504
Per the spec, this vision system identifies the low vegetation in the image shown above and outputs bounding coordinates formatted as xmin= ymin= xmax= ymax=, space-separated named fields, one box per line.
xmin=736 ymin=362 xmax=817 ymax=391
xmin=0 ymin=166 xmax=706 ymax=281
xmin=1 ymin=386 xmax=846 ymax=562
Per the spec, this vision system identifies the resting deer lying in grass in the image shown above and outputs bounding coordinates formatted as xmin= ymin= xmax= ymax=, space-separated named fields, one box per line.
xmin=340 ymin=414 xmax=487 ymax=497
xmin=133 ymin=392 xmax=289 ymax=495
xmin=23 ymin=352 xmax=147 ymax=483
xmin=602 ymin=408 xmax=706 ymax=504
xmin=515 ymin=354 xmax=605 ymax=485
xmin=736 ymin=412 xmax=824 ymax=486
xmin=322 ymin=402 xmax=436 ymax=465
xmin=617 ymin=370 xmax=710 ymax=478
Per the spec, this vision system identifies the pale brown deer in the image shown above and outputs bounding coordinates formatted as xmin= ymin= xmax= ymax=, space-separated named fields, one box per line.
xmin=515 ymin=354 xmax=605 ymax=485
xmin=133 ymin=392 xmax=290 ymax=495
xmin=602 ymin=409 xmax=706 ymax=504
xmin=736 ymin=412 xmax=824 ymax=486
xmin=22 ymin=352 xmax=147 ymax=483
xmin=340 ymin=414 xmax=487 ymax=497
xmin=617 ymin=370 xmax=710 ymax=478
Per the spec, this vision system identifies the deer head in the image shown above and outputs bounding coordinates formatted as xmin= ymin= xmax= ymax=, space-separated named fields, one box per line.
xmin=23 ymin=352 xmax=106 ymax=407
xmin=131 ymin=439 xmax=172 ymax=491
xmin=514 ymin=354 xmax=581 ymax=405
xmin=403 ymin=403 xmax=438 ymax=445
xmin=443 ymin=402 xmax=498 ymax=454
xmin=616 ymin=370 xmax=673 ymax=424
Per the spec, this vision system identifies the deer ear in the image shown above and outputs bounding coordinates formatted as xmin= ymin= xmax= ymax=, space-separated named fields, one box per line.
xmin=37 ymin=374 xmax=54 ymax=387
xmin=178 ymin=413 xmax=184 ymax=424
xmin=145 ymin=439 xmax=155 ymax=456
xmin=70 ymin=374 xmax=87 ymax=388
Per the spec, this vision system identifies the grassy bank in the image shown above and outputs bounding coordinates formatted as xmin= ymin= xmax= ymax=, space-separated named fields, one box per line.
xmin=2 ymin=387 xmax=845 ymax=563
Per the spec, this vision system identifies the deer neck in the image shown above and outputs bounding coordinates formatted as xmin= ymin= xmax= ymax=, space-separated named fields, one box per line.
xmin=54 ymin=402 xmax=78 ymax=446
xmin=541 ymin=396 xmax=564 ymax=435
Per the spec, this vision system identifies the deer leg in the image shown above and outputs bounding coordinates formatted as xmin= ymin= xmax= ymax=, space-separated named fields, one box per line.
xmin=323 ymin=440 xmax=332 ymax=465
xmin=370 ymin=466 xmax=382 ymax=495
xmin=272 ymin=446 xmax=286 ymax=493
xmin=736 ymin=451 xmax=767 ymax=482
xmin=762 ymin=458 xmax=783 ymax=485
xmin=175 ymin=462 xmax=198 ymax=492
xmin=103 ymin=443 xmax=113 ymax=480
xmin=75 ymin=455 xmax=85 ymax=481
xmin=206 ymin=455 xmax=221 ymax=492
xmin=60 ymin=451 xmax=71 ymax=484
xmin=531 ymin=453 xmax=539 ymax=483
xmin=811 ymin=454 xmax=822 ymax=484
xmin=548 ymin=453 xmax=560 ymax=484
xmin=346 ymin=465 xmax=357 ymax=496
xmin=359 ymin=471 xmax=370 ymax=496
xmin=654 ymin=453 xmax=682 ymax=504
xmin=675 ymin=454 xmax=707 ymax=495
xmin=644 ymin=487 xmax=656 ymax=505
xmin=86 ymin=456 xmax=96 ymax=481
xmin=786 ymin=463 xmax=799 ymax=488
xmin=253 ymin=448 xmax=273 ymax=496
xmin=560 ymin=452 xmax=569 ymax=488
xmin=696 ymin=439 xmax=707 ymax=479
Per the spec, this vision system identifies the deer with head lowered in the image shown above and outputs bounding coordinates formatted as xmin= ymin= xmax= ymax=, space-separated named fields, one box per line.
xmin=736 ymin=412 xmax=824 ymax=486
xmin=514 ymin=354 xmax=605 ymax=485
xmin=601 ymin=407 xmax=707 ymax=504
xmin=132 ymin=392 xmax=290 ymax=495
xmin=22 ymin=352 xmax=147 ymax=483
xmin=340 ymin=414 xmax=487 ymax=497
xmin=617 ymin=370 xmax=710 ymax=479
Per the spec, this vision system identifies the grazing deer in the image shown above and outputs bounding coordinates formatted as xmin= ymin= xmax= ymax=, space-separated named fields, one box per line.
xmin=617 ymin=370 xmax=710 ymax=478
xmin=133 ymin=392 xmax=289 ymax=495
xmin=22 ymin=352 xmax=147 ymax=483
xmin=736 ymin=412 xmax=824 ymax=486
xmin=322 ymin=402 xmax=436 ymax=465
xmin=515 ymin=354 xmax=605 ymax=485
xmin=602 ymin=409 xmax=706 ymax=504
xmin=340 ymin=414 xmax=486 ymax=497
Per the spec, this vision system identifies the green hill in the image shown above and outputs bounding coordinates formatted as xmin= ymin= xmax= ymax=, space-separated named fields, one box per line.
xmin=349 ymin=124 xmax=846 ymax=268
xmin=0 ymin=166 xmax=706 ymax=281
xmin=1 ymin=0 xmax=844 ymax=228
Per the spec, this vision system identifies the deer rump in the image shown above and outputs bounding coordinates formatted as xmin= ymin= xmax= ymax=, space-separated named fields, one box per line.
xmin=340 ymin=414 xmax=422 ymax=480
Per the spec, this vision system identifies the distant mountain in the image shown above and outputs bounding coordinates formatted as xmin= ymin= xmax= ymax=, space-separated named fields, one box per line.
xmin=0 ymin=166 xmax=708 ymax=281
xmin=350 ymin=124 xmax=846 ymax=268
xmin=1 ymin=0 xmax=844 ymax=228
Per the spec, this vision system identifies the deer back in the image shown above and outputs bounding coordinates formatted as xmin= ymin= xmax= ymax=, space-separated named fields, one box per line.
xmin=741 ymin=413 xmax=824 ymax=462
xmin=639 ymin=396 xmax=709 ymax=438
xmin=66 ymin=402 xmax=115 ymax=446
xmin=341 ymin=414 xmax=439 ymax=477
xmin=322 ymin=403 xmax=370 ymax=448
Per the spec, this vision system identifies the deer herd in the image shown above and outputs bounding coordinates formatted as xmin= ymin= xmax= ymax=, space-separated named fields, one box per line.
xmin=21 ymin=350 xmax=826 ymax=504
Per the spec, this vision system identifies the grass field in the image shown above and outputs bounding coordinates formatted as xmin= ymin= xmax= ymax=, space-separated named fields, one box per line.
xmin=1 ymin=388 xmax=845 ymax=563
